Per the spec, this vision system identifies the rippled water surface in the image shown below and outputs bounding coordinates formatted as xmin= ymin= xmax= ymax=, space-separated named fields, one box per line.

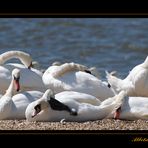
xmin=0 ymin=18 xmax=148 ymax=79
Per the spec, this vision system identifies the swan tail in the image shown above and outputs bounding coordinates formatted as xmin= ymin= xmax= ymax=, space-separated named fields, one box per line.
xmin=142 ymin=56 xmax=148 ymax=68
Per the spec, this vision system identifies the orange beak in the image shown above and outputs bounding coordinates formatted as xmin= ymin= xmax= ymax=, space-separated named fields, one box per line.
xmin=114 ymin=106 xmax=121 ymax=120
xmin=14 ymin=79 xmax=20 ymax=92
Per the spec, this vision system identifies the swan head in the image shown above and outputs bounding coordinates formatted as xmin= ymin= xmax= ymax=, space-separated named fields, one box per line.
xmin=12 ymin=68 xmax=20 ymax=92
xmin=19 ymin=52 xmax=33 ymax=69
xmin=26 ymin=89 xmax=77 ymax=121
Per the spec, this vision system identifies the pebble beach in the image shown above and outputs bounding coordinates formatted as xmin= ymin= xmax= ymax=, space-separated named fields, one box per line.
xmin=0 ymin=19 xmax=148 ymax=132
xmin=0 ymin=119 xmax=148 ymax=130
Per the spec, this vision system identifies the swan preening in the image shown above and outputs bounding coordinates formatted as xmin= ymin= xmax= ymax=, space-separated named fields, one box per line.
xmin=42 ymin=62 xmax=115 ymax=101
xmin=0 ymin=50 xmax=148 ymax=122
xmin=51 ymin=61 xmax=101 ymax=78
xmin=107 ymin=93 xmax=148 ymax=120
xmin=0 ymin=68 xmax=20 ymax=119
xmin=0 ymin=50 xmax=46 ymax=94
xmin=26 ymin=89 xmax=148 ymax=122
xmin=25 ymin=89 xmax=124 ymax=122
xmin=0 ymin=68 xmax=43 ymax=120
xmin=106 ymin=56 xmax=148 ymax=97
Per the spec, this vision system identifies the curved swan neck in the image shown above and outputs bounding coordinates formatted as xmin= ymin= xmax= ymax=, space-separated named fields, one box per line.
xmin=100 ymin=91 xmax=126 ymax=113
xmin=52 ymin=62 xmax=88 ymax=78
xmin=0 ymin=51 xmax=32 ymax=68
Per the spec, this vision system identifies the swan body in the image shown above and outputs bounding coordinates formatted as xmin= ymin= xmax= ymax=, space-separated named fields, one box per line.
xmin=42 ymin=63 xmax=115 ymax=101
xmin=0 ymin=51 xmax=45 ymax=94
xmin=25 ymin=89 xmax=124 ymax=122
xmin=26 ymin=90 xmax=148 ymax=121
xmin=107 ymin=93 xmax=148 ymax=120
xmin=0 ymin=68 xmax=20 ymax=119
xmin=0 ymin=90 xmax=43 ymax=120
xmin=106 ymin=56 xmax=148 ymax=96
xmin=10 ymin=91 xmax=43 ymax=119
xmin=51 ymin=61 xmax=101 ymax=78
xmin=0 ymin=68 xmax=44 ymax=120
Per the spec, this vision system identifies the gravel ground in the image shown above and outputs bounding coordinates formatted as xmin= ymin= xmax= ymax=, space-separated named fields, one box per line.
xmin=0 ymin=119 xmax=148 ymax=130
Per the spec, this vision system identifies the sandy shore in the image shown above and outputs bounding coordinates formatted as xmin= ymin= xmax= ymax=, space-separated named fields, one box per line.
xmin=0 ymin=119 xmax=148 ymax=130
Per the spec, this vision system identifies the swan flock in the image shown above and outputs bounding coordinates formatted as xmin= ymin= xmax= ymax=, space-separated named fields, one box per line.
xmin=0 ymin=50 xmax=148 ymax=122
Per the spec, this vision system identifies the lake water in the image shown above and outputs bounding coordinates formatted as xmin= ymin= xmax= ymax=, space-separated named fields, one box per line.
xmin=0 ymin=18 xmax=148 ymax=80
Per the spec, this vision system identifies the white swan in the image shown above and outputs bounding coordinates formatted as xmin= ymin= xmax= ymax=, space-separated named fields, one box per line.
xmin=42 ymin=62 xmax=115 ymax=101
xmin=0 ymin=50 xmax=32 ymax=68
xmin=51 ymin=61 xmax=101 ymax=78
xmin=11 ymin=91 xmax=43 ymax=119
xmin=0 ymin=68 xmax=21 ymax=119
xmin=0 ymin=68 xmax=44 ymax=120
xmin=0 ymin=50 xmax=45 ymax=94
xmin=107 ymin=91 xmax=148 ymax=120
xmin=106 ymin=56 xmax=148 ymax=97
xmin=25 ymin=89 xmax=124 ymax=122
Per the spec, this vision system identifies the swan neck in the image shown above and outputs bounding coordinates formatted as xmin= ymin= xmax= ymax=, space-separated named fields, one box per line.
xmin=0 ymin=51 xmax=30 ymax=67
xmin=5 ymin=78 xmax=14 ymax=97
xmin=52 ymin=63 xmax=88 ymax=78
xmin=100 ymin=91 xmax=125 ymax=115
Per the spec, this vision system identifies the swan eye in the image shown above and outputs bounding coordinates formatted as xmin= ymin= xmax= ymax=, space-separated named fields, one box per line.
xmin=13 ymin=76 xmax=20 ymax=81
xmin=108 ymin=83 xmax=111 ymax=88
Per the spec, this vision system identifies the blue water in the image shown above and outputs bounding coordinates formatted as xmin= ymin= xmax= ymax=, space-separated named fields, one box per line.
xmin=0 ymin=18 xmax=148 ymax=80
